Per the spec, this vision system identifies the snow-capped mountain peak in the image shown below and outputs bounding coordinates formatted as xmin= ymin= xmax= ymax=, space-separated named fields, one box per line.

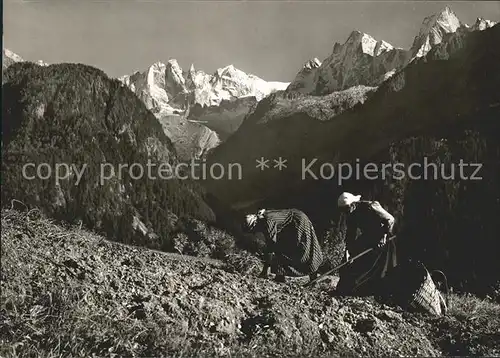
xmin=346 ymin=31 xmax=375 ymax=54
xmin=286 ymin=58 xmax=323 ymax=92
xmin=304 ymin=58 xmax=322 ymax=70
xmin=346 ymin=31 xmax=374 ymax=54
xmin=343 ymin=30 xmax=395 ymax=57
xmin=472 ymin=17 xmax=497 ymax=31
xmin=119 ymin=60 xmax=288 ymax=160
xmin=121 ymin=60 xmax=289 ymax=116
xmin=3 ymin=48 xmax=23 ymax=62
xmin=286 ymin=28 xmax=404 ymax=94
xmin=422 ymin=6 xmax=461 ymax=34
xmin=287 ymin=5 xmax=497 ymax=96
xmin=3 ymin=48 xmax=49 ymax=69
xmin=166 ymin=59 xmax=185 ymax=82
xmin=374 ymin=40 xmax=395 ymax=56
xmin=214 ymin=64 xmax=252 ymax=82
xmin=219 ymin=64 xmax=236 ymax=72
xmin=147 ymin=61 xmax=166 ymax=82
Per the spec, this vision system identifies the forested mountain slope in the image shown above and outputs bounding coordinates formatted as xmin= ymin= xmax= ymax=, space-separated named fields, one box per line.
xmin=2 ymin=62 xmax=216 ymax=251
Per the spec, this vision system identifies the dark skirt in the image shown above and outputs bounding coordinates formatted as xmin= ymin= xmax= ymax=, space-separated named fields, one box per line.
xmin=336 ymin=234 xmax=398 ymax=296
xmin=271 ymin=216 xmax=324 ymax=277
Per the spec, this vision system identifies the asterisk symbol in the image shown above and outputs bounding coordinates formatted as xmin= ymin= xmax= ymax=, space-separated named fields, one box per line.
xmin=256 ymin=157 xmax=269 ymax=171
xmin=273 ymin=157 xmax=287 ymax=170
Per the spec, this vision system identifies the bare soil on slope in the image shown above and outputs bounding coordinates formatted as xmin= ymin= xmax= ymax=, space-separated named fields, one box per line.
xmin=1 ymin=209 xmax=499 ymax=357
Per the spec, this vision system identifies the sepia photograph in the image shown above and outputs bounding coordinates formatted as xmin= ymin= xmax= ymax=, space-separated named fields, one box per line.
xmin=2 ymin=0 xmax=500 ymax=356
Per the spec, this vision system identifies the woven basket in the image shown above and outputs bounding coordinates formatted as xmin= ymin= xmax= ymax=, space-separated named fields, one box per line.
xmin=408 ymin=266 xmax=447 ymax=316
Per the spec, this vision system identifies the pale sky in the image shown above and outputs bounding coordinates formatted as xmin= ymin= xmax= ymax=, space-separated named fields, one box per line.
xmin=3 ymin=0 xmax=500 ymax=81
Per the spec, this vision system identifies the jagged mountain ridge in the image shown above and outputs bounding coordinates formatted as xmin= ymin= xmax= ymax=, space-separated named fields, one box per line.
xmin=286 ymin=57 xmax=322 ymax=93
xmin=409 ymin=6 xmax=462 ymax=59
xmin=204 ymin=23 xmax=500 ymax=294
xmin=119 ymin=60 xmax=289 ymax=160
xmin=119 ymin=60 xmax=289 ymax=116
xmin=205 ymin=21 xmax=500 ymax=209
xmin=287 ymin=7 xmax=497 ymax=95
xmin=220 ymin=6 xmax=497 ymax=154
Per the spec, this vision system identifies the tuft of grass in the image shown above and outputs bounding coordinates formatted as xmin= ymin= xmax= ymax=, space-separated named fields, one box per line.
xmin=423 ymin=293 xmax=500 ymax=356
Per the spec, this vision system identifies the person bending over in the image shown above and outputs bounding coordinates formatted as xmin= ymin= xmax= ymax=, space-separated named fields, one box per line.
xmin=243 ymin=208 xmax=324 ymax=283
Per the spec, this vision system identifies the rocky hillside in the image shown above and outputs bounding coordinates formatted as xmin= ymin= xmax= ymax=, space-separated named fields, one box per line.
xmin=1 ymin=61 xmax=217 ymax=252
xmin=205 ymin=24 xmax=500 ymax=295
xmin=156 ymin=114 xmax=221 ymax=160
xmin=2 ymin=208 xmax=500 ymax=357
xmin=119 ymin=61 xmax=289 ymax=160
xmin=188 ymin=96 xmax=260 ymax=141
xmin=287 ymin=7 xmax=497 ymax=95
xmin=206 ymin=21 xmax=500 ymax=211
xmin=246 ymin=85 xmax=376 ymax=126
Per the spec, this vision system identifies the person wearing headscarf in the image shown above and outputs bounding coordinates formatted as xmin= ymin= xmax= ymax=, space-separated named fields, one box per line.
xmin=335 ymin=192 xmax=398 ymax=296
xmin=243 ymin=208 xmax=324 ymax=283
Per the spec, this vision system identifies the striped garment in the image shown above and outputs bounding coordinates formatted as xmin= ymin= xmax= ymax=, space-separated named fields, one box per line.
xmin=257 ymin=209 xmax=324 ymax=278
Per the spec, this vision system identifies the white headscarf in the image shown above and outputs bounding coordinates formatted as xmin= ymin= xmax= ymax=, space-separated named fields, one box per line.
xmin=244 ymin=209 xmax=266 ymax=231
xmin=337 ymin=192 xmax=361 ymax=207
xmin=245 ymin=214 xmax=258 ymax=229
